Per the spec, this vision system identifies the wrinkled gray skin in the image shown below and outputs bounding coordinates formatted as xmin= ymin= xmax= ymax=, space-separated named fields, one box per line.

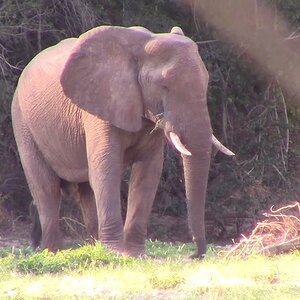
xmin=12 ymin=26 xmax=231 ymax=258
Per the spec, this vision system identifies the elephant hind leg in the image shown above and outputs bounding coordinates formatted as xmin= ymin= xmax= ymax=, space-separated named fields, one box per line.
xmin=13 ymin=127 xmax=62 ymax=251
xmin=26 ymin=153 xmax=62 ymax=251
xmin=60 ymin=181 xmax=98 ymax=241
xmin=29 ymin=201 xmax=42 ymax=248
xmin=77 ymin=182 xmax=98 ymax=240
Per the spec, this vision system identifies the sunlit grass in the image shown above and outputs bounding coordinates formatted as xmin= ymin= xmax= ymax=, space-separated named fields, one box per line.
xmin=0 ymin=241 xmax=299 ymax=299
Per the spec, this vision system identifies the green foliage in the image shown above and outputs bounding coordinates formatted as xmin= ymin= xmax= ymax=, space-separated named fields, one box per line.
xmin=149 ymin=271 xmax=185 ymax=289
xmin=146 ymin=240 xmax=196 ymax=258
xmin=0 ymin=241 xmax=200 ymax=275
xmin=15 ymin=243 xmax=134 ymax=274
xmin=0 ymin=242 xmax=299 ymax=299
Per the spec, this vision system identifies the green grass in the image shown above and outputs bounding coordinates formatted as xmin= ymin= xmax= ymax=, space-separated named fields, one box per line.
xmin=0 ymin=241 xmax=299 ymax=299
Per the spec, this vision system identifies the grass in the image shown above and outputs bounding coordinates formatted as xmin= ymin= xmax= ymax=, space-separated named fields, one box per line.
xmin=0 ymin=241 xmax=299 ymax=299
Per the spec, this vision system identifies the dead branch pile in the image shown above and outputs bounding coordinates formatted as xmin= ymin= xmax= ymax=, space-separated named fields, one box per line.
xmin=226 ymin=202 xmax=300 ymax=257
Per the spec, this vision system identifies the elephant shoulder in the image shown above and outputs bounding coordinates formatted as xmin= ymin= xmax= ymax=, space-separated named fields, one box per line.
xmin=22 ymin=38 xmax=78 ymax=79
xmin=38 ymin=38 xmax=77 ymax=62
xmin=129 ymin=26 xmax=153 ymax=35
xmin=17 ymin=38 xmax=78 ymax=106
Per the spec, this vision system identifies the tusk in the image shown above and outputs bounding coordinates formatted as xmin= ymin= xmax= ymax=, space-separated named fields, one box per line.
xmin=169 ymin=132 xmax=192 ymax=156
xmin=212 ymin=135 xmax=235 ymax=156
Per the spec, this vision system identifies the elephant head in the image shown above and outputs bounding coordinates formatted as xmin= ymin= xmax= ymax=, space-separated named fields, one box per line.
xmin=60 ymin=26 xmax=234 ymax=257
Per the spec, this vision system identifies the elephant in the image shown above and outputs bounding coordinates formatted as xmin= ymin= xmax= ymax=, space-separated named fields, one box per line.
xmin=11 ymin=25 xmax=234 ymax=258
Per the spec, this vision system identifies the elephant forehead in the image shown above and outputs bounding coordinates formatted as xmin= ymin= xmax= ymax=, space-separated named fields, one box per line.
xmin=144 ymin=34 xmax=197 ymax=56
xmin=161 ymin=57 xmax=200 ymax=80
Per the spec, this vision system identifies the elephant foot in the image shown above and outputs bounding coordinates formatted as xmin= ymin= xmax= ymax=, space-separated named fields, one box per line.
xmin=108 ymin=249 xmax=150 ymax=259
xmin=187 ymin=252 xmax=205 ymax=260
xmin=101 ymin=241 xmax=148 ymax=258
xmin=111 ymin=249 xmax=129 ymax=257
xmin=41 ymin=236 xmax=63 ymax=253
xmin=101 ymin=241 xmax=126 ymax=255
xmin=39 ymin=223 xmax=63 ymax=252
xmin=192 ymin=238 xmax=206 ymax=259
xmin=124 ymin=242 xmax=146 ymax=258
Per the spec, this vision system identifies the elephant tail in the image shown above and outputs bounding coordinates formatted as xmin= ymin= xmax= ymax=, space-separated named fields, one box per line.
xmin=29 ymin=201 xmax=42 ymax=249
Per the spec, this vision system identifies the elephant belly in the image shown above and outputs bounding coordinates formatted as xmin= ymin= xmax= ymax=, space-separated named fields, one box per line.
xmin=27 ymin=111 xmax=89 ymax=182
xmin=49 ymin=156 xmax=88 ymax=182
xmin=36 ymin=133 xmax=89 ymax=182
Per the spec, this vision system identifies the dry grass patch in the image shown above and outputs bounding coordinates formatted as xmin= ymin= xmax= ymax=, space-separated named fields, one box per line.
xmin=226 ymin=202 xmax=300 ymax=258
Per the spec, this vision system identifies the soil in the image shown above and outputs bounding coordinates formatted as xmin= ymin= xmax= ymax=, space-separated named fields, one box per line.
xmin=1 ymin=191 xmax=294 ymax=250
xmin=0 ymin=212 xmax=193 ymax=250
xmin=0 ymin=216 xmax=31 ymax=249
xmin=0 ymin=211 xmax=243 ymax=250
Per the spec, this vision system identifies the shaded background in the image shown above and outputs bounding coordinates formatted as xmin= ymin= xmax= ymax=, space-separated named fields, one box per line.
xmin=1 ymin=0 xmax=300 ymax=244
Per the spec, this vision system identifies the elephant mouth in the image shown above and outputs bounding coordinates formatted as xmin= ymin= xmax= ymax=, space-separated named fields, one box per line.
xmin=144 ymin=111 xmax=193 ymax=156
xmin=145 ymin=111 xmax=235 ymax=157
xmin=166 ymin=130 xmax=235 ymax=157
xmin=144 ymin=111 xmax=192 ymax=155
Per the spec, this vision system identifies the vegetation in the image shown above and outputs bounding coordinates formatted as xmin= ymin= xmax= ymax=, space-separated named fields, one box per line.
xmin=0 ymin=241 xmax=299 ymax=299
xmin=1 ymin=0 xmax=300 ymax=242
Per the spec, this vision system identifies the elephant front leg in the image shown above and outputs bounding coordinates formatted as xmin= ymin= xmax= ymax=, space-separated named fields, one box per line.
xmin=124 ymin=140 xmax=164 ymax=257
xmin=88 ymin=152 xmax=124 ymax=253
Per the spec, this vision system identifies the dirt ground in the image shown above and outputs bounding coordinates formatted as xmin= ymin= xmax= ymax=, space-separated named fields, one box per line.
xmin=0 ymin=211 xmax=250 ymax=250
xmin=0 ymin=213 xmax=193 ymax=250
xmin=0 ymin=217 xmax=31 ymax=249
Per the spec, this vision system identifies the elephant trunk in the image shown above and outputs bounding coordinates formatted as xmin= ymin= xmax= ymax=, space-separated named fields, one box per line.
xmin=174 ymin=108 xmax=212 ymax=258
xmin=163 ymin=91 xmax=214 ymax=257
xmin=182 ymin=150 xmax=211 ymax=258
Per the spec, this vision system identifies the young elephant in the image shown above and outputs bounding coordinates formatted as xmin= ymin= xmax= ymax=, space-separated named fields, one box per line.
xmin=12 ymin=26 xmax=234 ymax=257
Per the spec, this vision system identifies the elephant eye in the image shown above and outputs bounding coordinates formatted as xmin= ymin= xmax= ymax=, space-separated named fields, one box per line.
xmin=162 ymin=85 xmax=169 ymax=93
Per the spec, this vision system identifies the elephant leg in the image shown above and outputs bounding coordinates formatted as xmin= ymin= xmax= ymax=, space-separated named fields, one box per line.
xmin=77 ymin=182 xmax=98 ymax=240
xmin=86 ymin=132 xmax=125 ymax=252
xmin=29 ymin=201 xmax=42 ymax=248
xmin=15 ymin=132 xmax=62 ymax=251
xmin=90 ymin=161 xmax=124 ymax=252
xmin=124 ymin=139 xmax=164 ymax=256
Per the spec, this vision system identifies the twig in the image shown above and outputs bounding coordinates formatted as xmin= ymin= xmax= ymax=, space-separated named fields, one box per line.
xmin=270 ymin=202 xmax=300 ymax=214
xmin=60 ymin=216 xmax=85 ymax=228
xmin=145 ymin=113 xmax=165 ymax=134
xmin=215 ymin=63 xmax=230 ymax=144
xmin=196 ymin=39 xmax=218 ymax=45
xmin=285 ymin=27 xmax=300 ymax=40
xmin=192 ymin=0 xmax=200 ymax=33
xmin=272 ymin=82 xmax=289 ymax=172
xmin=260 ymin=236 xmax=300 ymax=255
xmin=254 ymin=0 xmax=260 ymax=30
xmin=285 ymin=34 xmax=300 ymax=40
xmin=37 ymin=8 xmax=42 ymax=52
xmin=277 ymin=84 xmax=289 ymax=154
xmin=0 ymin=54 xmax=22 ymax=71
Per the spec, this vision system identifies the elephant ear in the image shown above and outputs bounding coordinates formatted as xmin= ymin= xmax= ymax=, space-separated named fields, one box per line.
xmin=61 ymin=26 xmax=149 ymax=132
